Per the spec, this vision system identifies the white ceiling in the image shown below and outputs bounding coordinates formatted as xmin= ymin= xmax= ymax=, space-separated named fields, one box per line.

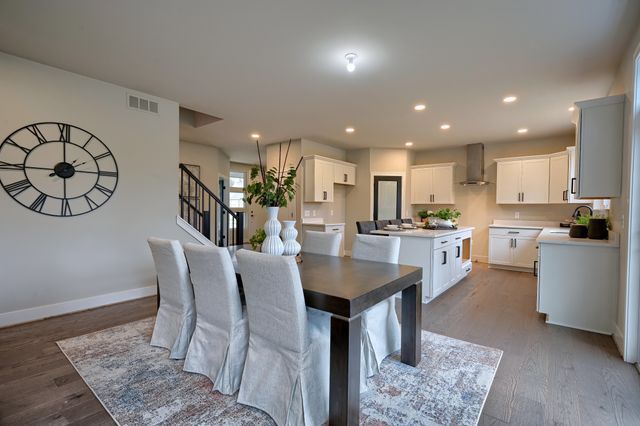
xmin=1 ymin=1 xmax=638 ymax=163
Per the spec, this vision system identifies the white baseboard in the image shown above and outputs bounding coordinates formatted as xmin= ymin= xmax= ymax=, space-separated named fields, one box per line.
xmin=473 ymin=254 xmax=488 ymax=263
xmin=613 ymin=322 xmax=625 ymax=357
xmin=0 ymin=285 xmax=157 ymax=328
xmin=176 ymin=216 xmax=215 ymax=246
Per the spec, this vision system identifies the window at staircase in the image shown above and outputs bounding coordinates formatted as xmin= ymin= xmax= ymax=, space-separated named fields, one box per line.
xmin=229 ymin=171 xmax=247 ymax=228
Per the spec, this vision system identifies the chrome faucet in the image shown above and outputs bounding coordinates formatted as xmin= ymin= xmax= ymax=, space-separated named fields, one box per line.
xmin=572 ymin=205 xmax=593 ymax=219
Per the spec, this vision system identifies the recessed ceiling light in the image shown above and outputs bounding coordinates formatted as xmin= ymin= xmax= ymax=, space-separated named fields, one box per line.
xmin=517 ymin=128 xmax=528 ymax=134
xmin=405 ymin=141 xmax=413 ymax=147
xmin=568 ymin=106 xmax=575 ymax=112
xmin=440 ymin=123 xmax=451 ymax=130
xmin=503 ymin=95 xmax=518 ymax=103
xmin=345 ymin=53 xmax=358 ymax=73
xmin=345 ymin=127 xmax=355 ymax=133
xmin=414 ymin=104 xmax=426 ymax=111
xmin=250 ymin=133 xmax=260 ymax=139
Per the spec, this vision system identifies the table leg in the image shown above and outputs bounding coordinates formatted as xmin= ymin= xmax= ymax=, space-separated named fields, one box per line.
xmin=401 ymin=281 xmax=422 ymax=366
xmin=329 ymin=314 xmax=361 ymax=426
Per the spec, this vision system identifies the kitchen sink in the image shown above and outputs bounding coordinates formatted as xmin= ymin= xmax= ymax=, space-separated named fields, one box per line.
xmin=550 ymin=230 xmax=570 ymax=234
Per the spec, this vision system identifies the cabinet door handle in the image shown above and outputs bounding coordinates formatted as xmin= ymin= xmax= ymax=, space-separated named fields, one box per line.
xmin=344 ymin=173 xmax=348 ymax=183
xmin=562 ymin=190 xmax=568 ymax=201
xmin=533 ymin=260 xmax=538 ymax=277
xmin=323 ymin=191 xmax=327 ymax=200
xmin=456 ymin=246 xmax=461 ymax=258
xmin=441 ymin=240 xmax=448 ymax=244
xmin=331 ymin=228 xmax=340 ymax=231
xmin=455 ymin=236 xmax=461 ymax=240
xmin=510 ymin=238 xmax=514 ymax=248
xmin=507 ymin=231 xmax=520 ymax=234
xmin=517 ymin=192 xmax=521 ymax=202
xmin=570 ymin=178 xmax=576 ymax=194
xmin=521 ymin=192 xmax=525 ymax=202
xmin=514 ymin=238 xmax=517 ymax=248
xmin=442 ymin=251 xmax=447 ymax=265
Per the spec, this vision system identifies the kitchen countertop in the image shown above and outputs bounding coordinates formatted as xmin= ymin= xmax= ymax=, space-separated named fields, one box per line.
xmin=371 ymin=226 xmax=474 ymax=238
xmin=301 ymin=221 xmax=345 ymax=226
xmin=536 ymin=227 xmax=619 ymax=248
xmin=489 ymin=219 xmax=561 ymax=230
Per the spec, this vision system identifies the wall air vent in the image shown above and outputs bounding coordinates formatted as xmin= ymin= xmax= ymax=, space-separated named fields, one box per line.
xmin=127 ymin=93 xmax=159 ymax=115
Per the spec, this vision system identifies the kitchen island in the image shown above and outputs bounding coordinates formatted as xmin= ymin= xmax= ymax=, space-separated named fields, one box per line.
xmin=371 ymin=226 xmax=474 ymax=303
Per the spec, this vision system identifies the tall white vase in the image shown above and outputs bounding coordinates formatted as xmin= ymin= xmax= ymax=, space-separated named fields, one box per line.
xmin=281 ymin=220 xmax=301 ymax=256
xmin=261 ymin=207 xmax=284 ymax=255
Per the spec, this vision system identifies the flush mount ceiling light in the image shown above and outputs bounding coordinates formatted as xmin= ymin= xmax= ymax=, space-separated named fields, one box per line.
xmin=345 ymin=53 xmax=358 ymax=72
xmin=345 ymin=127 xmax=355 ymax=133
xmin=405 ymin=141 xmax=414 ymax=147
xmin=503 ymin=95 xmax=518 ymax=103
xmin=517 ymin=128 xmax=528 ymax=134
xmin=250 ymin=133 xmax=260 ymax=139
xmin=414 ymin=104 xmax=426 ymax=111
xmin=440 ymin=123 xmax=451 ymax=130
xmin=568 ymin=106 xmax=575 ymax=112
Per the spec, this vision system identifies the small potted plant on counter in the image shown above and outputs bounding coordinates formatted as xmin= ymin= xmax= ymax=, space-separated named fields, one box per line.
xmin=569 ymin=215 xmax=589 ymax=238
xmin=435 ymin=208 xmax=461 ymax=228
xmin=418 ymin=210 xmax=438 ymax=227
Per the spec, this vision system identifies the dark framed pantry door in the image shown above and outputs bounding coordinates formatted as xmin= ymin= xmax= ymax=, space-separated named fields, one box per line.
xmin=373 ymin=176 xmax=402 ymax=220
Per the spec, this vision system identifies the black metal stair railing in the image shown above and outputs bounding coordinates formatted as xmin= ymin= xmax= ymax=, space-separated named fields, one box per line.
xmin=179 ymin=163 xmax=244 ymax=246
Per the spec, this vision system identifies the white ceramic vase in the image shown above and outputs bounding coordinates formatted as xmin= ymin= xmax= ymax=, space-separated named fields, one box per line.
xmin=261 ymin=206 xmax=284 ymax=255
xmin=281 ymin=220 xmax=301 ymax=256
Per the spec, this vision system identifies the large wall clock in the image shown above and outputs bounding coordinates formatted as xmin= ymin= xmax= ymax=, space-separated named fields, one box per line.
xmin=0 ymin=122 xmax=118 ymax=217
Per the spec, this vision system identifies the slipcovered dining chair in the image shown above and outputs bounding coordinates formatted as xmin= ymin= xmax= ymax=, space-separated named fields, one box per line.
xmin=401 ymin=218 xmax=414 ymax=224
xmin=236 ymin=249 xmax=331 ymax=426
xmin=389 ymin=219 xmax=403 ymax=226
xmin=356 ymin=220 xmax=376 ymax=234
xmin=351 ymin=234 xmax=402 ymax=377
xmin=147 ymin=237 xmax=196 ymax=359
xmin=301 ymin=230 xmax=342 ymax=256
xmin=182 ymin=243 xmax=249 ymax=395
xmin=375 ymin=219 xmax=390 ymax=230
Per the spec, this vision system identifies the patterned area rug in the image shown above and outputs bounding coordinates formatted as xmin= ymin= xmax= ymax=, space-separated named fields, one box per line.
xmin=57 ymin=317 xmax=501 ymax=425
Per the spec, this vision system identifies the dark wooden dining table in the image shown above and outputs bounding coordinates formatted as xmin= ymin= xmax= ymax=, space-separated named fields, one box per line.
xmin=227 ymin=245 xmax=423 ymax=426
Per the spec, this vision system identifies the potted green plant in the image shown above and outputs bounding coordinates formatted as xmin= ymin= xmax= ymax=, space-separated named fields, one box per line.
xmin=249 ymin=228 xmax=266 ymax=251
xmin=434 ymin=208 xmax=461 ymax=228
xmin=569 ymin=214 xmax=589 ymax=238
xmin=417 ymin=209 xmax=436 ymax=226
xmin=245 ymin=139 xmax=302 ymax=255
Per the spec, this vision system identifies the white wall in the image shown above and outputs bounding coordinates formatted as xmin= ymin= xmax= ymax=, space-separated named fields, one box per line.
xmin=608 ymin=24 xmax=640 ymax=362
xmin=180 ymin=140 xmax=230 ymax=197
xmin=0 ymin=53 xmax=195 ymax=326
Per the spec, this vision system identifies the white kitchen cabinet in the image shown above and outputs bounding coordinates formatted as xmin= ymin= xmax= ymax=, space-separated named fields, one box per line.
xmin=432 ymin=245 xmax=453 ymax=294
xmin=410 ymin=163 xmax=455 ymax=204
xmin=304 ymin=157 xmax=334 ymax=202
xmin=489 ymin=227 xmax=541 ymax=270
xmin=574 ymin=95 xmax=625 ymax=199
xmin=333 ymin=163 xmax=356 ymax=186
xmin=548 ymin=152 xmax=569 ymax=203
xmin=495 ymin=157 xmax=549 ymax=204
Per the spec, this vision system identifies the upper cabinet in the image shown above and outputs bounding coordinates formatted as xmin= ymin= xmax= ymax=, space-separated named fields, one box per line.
xmin=496 ymin=157 xmax=549 ymax=204
xmin=573 ymin=95 xmax=625 ymax=199
xmin=548 ymin=151 xmax=569 ymax=204
xmin=303 ymin=155 xmax=356 ymax=202
xmin=410 ymin=163 xmax=455 ymax=204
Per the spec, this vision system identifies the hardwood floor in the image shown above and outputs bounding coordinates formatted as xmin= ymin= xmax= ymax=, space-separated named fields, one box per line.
xmin=1 ymin=263 xmax=639 ymax=425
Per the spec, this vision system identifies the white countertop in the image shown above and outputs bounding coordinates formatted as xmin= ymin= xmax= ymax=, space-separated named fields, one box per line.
xmin=301 ymin=221 xmax=345 ymax=226
xmin=489 ymin=219 xmax=561 ymax=230
xmin=371 ymin=226 xmax=474 ymax=238
xmin=536 ymin=227 xmax=619 ymax=248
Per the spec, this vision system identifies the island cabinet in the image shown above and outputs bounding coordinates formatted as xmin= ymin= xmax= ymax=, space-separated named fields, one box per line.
xmin=371 ymin=227 xmax=473 ymax=303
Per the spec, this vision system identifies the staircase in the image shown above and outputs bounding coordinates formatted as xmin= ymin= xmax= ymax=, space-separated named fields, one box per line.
xmin=179 ymin=163 xmax=244 ymax=246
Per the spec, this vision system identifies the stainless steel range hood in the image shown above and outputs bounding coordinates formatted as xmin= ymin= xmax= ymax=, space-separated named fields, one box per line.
xmin=459 ymin=143 xmax=490 ymax=186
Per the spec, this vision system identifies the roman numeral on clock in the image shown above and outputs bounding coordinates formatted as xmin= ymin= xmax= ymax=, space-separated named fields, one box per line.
xmin=57 ymin=124 xmax=71 ymax=142
xmin=0 ymin=161 xmax=24 ymax=171
xmin=27 ymin=125 xmax=48 ymax=144
xmin=5 ymin=179 xmax=31 ymax=196
xmin=95 ymin=184 xmax=113 ymax=197
xmin=29 ymin=193 xmax=47 ymax=212
xmin=85 ymin=195 xmax=99 ymax=211
xmin=5 ymin=138 xmax=31 ymax=154
xmin=98 ymin=170 xmax=117 ymax=177
xmin=61 ymin=199 xmax=72 ymax=216
xmin=94 ymin=152 xmax=112 ymax=161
